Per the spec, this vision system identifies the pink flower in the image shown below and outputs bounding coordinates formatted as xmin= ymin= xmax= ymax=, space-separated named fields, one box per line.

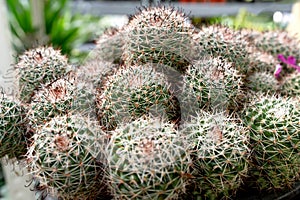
xmin=278 ymin=54 xmax=300 ymax=72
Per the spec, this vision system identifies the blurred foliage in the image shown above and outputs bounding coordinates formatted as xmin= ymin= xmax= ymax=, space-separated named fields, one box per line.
xmin=192 ymin=8 xmax=282 ymax=31
xmin=6 ymin=0 xmax=101 ymax=63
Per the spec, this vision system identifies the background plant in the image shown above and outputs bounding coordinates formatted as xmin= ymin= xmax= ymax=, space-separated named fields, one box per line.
xmin=6 ymin=0 xmax=101 ymax=63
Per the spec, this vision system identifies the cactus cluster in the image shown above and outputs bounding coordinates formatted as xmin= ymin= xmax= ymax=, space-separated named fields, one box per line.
xmin=1 ymin=6 xmax=300 ymax=200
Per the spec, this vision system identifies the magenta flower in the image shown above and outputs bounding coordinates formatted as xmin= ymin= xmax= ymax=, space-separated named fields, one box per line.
xmin=274 ymin=64 xmax=282 ymax=79
xmin=277 ymin=54 xmax=300 ymax=72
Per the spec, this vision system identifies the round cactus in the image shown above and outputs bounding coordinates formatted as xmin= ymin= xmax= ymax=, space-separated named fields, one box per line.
xmin=95 ymin=28 xmax=125 ymax=64
xmin=182 ymin=57 xmax=244 ymax=113
xmin=15 ymin=46 xmax=72 ymax=103
xmin=122 ymin=6 xmax=195 ymax=72
xmin=96 ymin=65 xmax=180 ymax=131
xmin=242 ymin=94 xmax=300 ymax=192
xmin=0 ymin=94 xmax=28 ymax=159
xmin=26 ymin=114 xmax=107 ymax=199
xmin=105 ymin=117 xmax=192 ymax=200
xmin=280 ymin=72 xmax=300 ymax=96
xmin=246 ymin=71 xmax=279 ymax=94
xmin=184 ymin=112 xmax=250 ymax=199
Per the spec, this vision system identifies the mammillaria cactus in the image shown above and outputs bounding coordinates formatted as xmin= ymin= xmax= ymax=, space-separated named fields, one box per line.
xmin=26 ymin=114 xmax=107 ymax=199
xmin=280 ymin=72 xmax=300 ymax=96
xmin=1 ymin=5 xmax=300 ymax=200
xmin=246 ymin=71 xmax=279 ymax=94
xmin=15 ymin=46 xmax=72 ymax=103
xmin=96 ymin=64 xmax=180 ymax=130
xmin=183 ymin=57 xmax=244 ymax=113
xmin=0 ymin=94 xmax=27 ymax=159
xmin=105 ymin=117 xmax=191 ymax=200
xmin=122 ymin=7 xmax=196 ymax=72
xmin=184 ymin=112 xmax=250 ymax=199
xmin=242 ymin=94 xmax=300 ymax=191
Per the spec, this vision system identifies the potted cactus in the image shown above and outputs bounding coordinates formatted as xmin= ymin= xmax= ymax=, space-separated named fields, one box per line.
xmin=1 ymin=6 xmax=300 ymax=200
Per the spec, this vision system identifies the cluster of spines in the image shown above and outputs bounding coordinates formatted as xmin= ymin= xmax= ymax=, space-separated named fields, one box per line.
xmin=122 ymin=6 xmax=196 ymax=72
xmin=96 ymin=64 xmax=181 ymax=131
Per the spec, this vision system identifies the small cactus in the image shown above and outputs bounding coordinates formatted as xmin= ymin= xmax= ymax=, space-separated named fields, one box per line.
xmin=246 ymin=71 xmax=279 ymax=94
xmin=122 ymin=6 xmax=195 ymax=72
xmin=96 ymin=65 xmax=180 ymax=130
xmin=0 ymin=94 xmax=28 ymax=159
xmin=183 ymin=57 xmax=244 ymax=113
xmin=184 ymin=112 xmax=250 ymax=199
xmin=242 ymin=94 xmax=300 ymax=192
xmin=26 ymin=114 xmax=107 ymax=199
xmin=105 ymin=117 xmax=192 ymax=200
xmin=15 ymin=46 xmax=72 ymax=103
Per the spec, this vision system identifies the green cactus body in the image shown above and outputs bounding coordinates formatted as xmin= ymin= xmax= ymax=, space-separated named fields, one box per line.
xmin=183 ymin=57 xmax=244 ymax=113
xmin=246 ymin=71 xmax=279 ymax=94
xmin=26 ymin=115 xmax=106 ymax=199
xmin=185 ymin=112 xmax=250 ymax=199
xmin=243 ymin=95 xmax=300 ymax=191
xmin=96 ymin=65 xmax=180 ymax=131
xmin=95 ymin=28 xmax=125 ymax=64
xmin=0 ymin=95 xmax=27 ymax=159
xmin=15 ymin=46 xmax=72 ymax=102
xmin=280 ymin=72 xmax=300 ymax=96
xmin=106 ymin=117 xmax=191 ymax=200
xmin=122 ymin=7 xmax=195 ymax=72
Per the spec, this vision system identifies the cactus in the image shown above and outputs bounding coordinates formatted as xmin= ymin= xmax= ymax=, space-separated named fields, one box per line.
xmin=0 ymin=94 xmax=28 ymax=159
xmin=246 ymin=71 xmax=279 ymax=94
xmin=27 ymin=77 xmax=75 ymax=127
xmin=184 ymin=112 xmax=250 ymax=199
xmin=2 ymin=5 xmax=300 ymax=200
xmin=122 ymin=6 xmax=196 ymax=72
xmin=242 ymin=94 xmax=300 ymax=192
xmin=247 ymin=30 xmax=300 ymax=61
xmin=105 ymin=117 xmax=191 ymax=200
xmin=96 ymin=64 xmax=180 ymax=130
xmin=26 ymin=114 xmax=107 ymax=199
xmin=95 ymin=28 xmax=125 ymax=64
xmin=15 ymin=46 xmax=72 ymax=103
xmin=280 ymin=72 xmax=300 ymax=96
xmin=182 ymin=57 xmax=244 ymax=113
